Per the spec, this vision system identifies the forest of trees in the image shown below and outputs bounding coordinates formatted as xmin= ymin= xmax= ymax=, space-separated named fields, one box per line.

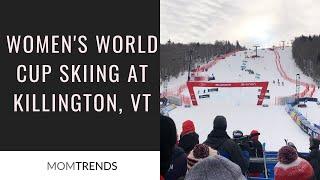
xmin=160 ymin=40 xmax=245 ymax=80
xmin=292 ymin=35 xmax=320 ymax=84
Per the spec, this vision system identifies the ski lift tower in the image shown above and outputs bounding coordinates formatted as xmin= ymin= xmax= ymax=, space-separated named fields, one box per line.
xmin=164 ymin=75 xmax=168 ymax=96
xmin=187 ymin=49 xmax=194 ymax=81
xmin=296 ymin=74 xmax=300 ymax=100
xmin=187 ymin=43 xmax=200 ymax=81
xmin=253 ymin=45 xmax=260 ymax=58
xmin=281 ymin=41 xmax=285 ymax=50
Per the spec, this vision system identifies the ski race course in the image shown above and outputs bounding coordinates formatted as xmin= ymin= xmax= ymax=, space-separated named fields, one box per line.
xmin=162 ymin=47 xmax=320 ymax=152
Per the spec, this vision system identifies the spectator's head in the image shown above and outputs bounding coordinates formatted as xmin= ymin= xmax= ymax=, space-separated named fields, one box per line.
xmin=275 ymin=146 xmax=314 ymax=180
xmin=187 ymin=144 xmax=217 ymax=169
xmin=250 ymin=130 xmax=260 ymax=141
xmin=160 ymin=115 xmax=177 ymax=176
xmin=278 ymin=146 xmax=298 ymax=164
xmin=185 ymin=155 xmax=246 ymax=180
xmin=213 ymin=115 xmax=227 ymax=131
xmin=182 ymin=120 xmax=195 ymax=135
xmin=232 ymin=130 xmax=243 ymax=139
xmin=309 ymin=137 xmax=320 ymax=150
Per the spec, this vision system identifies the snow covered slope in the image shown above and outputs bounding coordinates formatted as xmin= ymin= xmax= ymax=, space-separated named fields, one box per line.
xmin=166 ymin=47 xmax=319 ymax=152
xmin=297 ymin=101 xmax=320 ymax=128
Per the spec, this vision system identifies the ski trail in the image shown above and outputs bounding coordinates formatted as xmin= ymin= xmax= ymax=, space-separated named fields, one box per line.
xmin=166 ymin=47 xmax=314 ymax=152
xmin=273 ymin=48 xmax=314 ymax=97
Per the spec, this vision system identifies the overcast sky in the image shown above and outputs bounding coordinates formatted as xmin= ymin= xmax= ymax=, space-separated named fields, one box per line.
xmin=160 ymin=0 xmax=320 ymax=47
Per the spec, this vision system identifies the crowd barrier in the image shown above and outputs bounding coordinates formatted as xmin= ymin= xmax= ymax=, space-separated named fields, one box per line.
xmin=285 ymin=98 xmax=320 ymax=138
xmin=167 ymin=96 xmax=182 ymax=106
xmin=160 ymin=104 xmax=177 ymax=116
xmin=247 ymin=151 xmax=309 ymax=179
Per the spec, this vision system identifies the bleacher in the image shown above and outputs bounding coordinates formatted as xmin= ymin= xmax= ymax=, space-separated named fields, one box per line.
xmin=247 ymin=151 xmax=308 ymax=180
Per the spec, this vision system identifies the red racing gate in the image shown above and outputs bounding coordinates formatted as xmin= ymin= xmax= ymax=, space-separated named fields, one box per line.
xmin=187 ymin=81 xmax=269 ymax=106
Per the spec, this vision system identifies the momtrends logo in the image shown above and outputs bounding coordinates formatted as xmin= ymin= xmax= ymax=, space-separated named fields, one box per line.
xmin=47 ymin=161 xmax=117 ymax=171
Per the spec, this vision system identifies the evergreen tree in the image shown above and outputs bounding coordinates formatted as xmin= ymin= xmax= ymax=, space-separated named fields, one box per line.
xmin=160 ymin=40 xmax=246 ymax=80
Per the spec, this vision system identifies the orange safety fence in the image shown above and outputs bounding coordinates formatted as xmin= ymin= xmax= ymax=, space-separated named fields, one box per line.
xmin=161 ymin=51 xmax=238 ymax=105
xmin=274 ymin=49 xmax=315 ymax=98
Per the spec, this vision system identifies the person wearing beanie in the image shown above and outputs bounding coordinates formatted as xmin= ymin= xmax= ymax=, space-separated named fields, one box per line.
xmin=305 ymin=137 xmax=320 ymax=180
xmin=187 ymin=144 xmax=218 ymax=169
xmin=185 ymin=155 xmax=246 ymax=180
xmin=203 ymin=115 xmax=248 ymax=174
xmin=274 ymin=146 xmax=314 ymax=180
xmin=160 ymin=115 xmax=177 ymax=178
xmin=178 ymin=120 xmax=199 ymax=155
xmin=233 ymin=130 xmax=251 ymax=159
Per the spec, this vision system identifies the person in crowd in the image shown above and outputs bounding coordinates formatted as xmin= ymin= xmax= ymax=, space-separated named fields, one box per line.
xmin=249 ymin=130 xmax=263 ymax=157
xmin=232 ymin=130 xmax=251 ymax=160
xmin=305 ymin=137 xmax=320 ymax=180
xmin=165 ymin=145 xmax=187 ymax=180
xmin=203 ymin=115 xmax=248 ymax=174
xmin=274 ymin=146 xmax=314 ymax=180
xmin=185 ymin=155 xmax=246 ymax=180
xmin=232 ymin=130 xmax=250 ymax=174
xmin=248 ymin=129 xmax=264 ymax=177
xmin=160 ymin=115 xmax=178 ymax=179
xmin=178 ymin=120 xmax=199 ymax=155
xmin=187 ymin=144 xmax=217 ymax=169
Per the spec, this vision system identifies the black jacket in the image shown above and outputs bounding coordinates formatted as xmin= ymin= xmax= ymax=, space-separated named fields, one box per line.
xmin=165 ymin=146 xmax=187 ymax=180
xmin=249 ymin=140 xmax=263 ymax=158
xmin=178 ymin=132 xmax=199 ymax=155
xmin=306 ymin=147 xmax=320 ymax=180
xmin=203 ymin=129 xmax=248 ymax=174
xmin=248 ymin=140 xmax=264 ymax=173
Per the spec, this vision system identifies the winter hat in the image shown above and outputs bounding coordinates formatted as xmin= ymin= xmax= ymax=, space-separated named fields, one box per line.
xmin=250 ymin=130 xmax=260 ymax=141
xmin=182 ymin=120 xmax=195 ymax=135
xmin=187 ymin=144 xmax=217 ymax=169
xmin=160 ymin=115 xmax=177 ymax=176
xmin=185 ymin=155 xmax=246 ymax=180
xmin=232 ymin=130 xmax=243 ymax=139
xmin=213 ymin=115 xmax=227 ymax=131
xmin=278 ymin=146 xmax=298 ymax=164
xmin=275 ymin=147 xmax=314 ymax=180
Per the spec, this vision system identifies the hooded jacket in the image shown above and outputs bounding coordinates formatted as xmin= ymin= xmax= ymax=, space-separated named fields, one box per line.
xmin=178 ymin=120 xmax=199 ymax=155
xmin=306 ymin=138 xmax=320 ymax=180
xmin=204 ymin=129 xmax=248 ymax=174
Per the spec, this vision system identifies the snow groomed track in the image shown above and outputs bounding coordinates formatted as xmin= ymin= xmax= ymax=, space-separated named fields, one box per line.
xmin=165 ymin=47 xmax=318 ymax=152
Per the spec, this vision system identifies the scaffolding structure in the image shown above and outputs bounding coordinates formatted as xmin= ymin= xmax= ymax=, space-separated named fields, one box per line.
xmin=296 ymin=74 xmax=300 ymax=99
xmin=253 ymin=45 xmax=260 ymax=58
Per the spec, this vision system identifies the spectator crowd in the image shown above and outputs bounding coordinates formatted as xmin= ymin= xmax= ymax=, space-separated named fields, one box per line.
xmin=160 ymin=115 xmax=320 ymax=180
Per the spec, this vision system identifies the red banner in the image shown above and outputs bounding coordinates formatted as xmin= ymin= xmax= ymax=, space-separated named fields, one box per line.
xmin=187 ymin=81 xmax=269 ymax=106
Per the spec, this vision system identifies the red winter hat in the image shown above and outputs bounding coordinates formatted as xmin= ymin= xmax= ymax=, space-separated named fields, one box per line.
xmin=182 ymin=120 xmax=195 ymax=135
xmin=250 ymin=130 xmax=260 ymax=141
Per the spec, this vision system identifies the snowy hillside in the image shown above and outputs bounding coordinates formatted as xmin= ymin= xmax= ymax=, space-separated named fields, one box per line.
xmin=165 ymin=47 xmax=319 ymax=152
